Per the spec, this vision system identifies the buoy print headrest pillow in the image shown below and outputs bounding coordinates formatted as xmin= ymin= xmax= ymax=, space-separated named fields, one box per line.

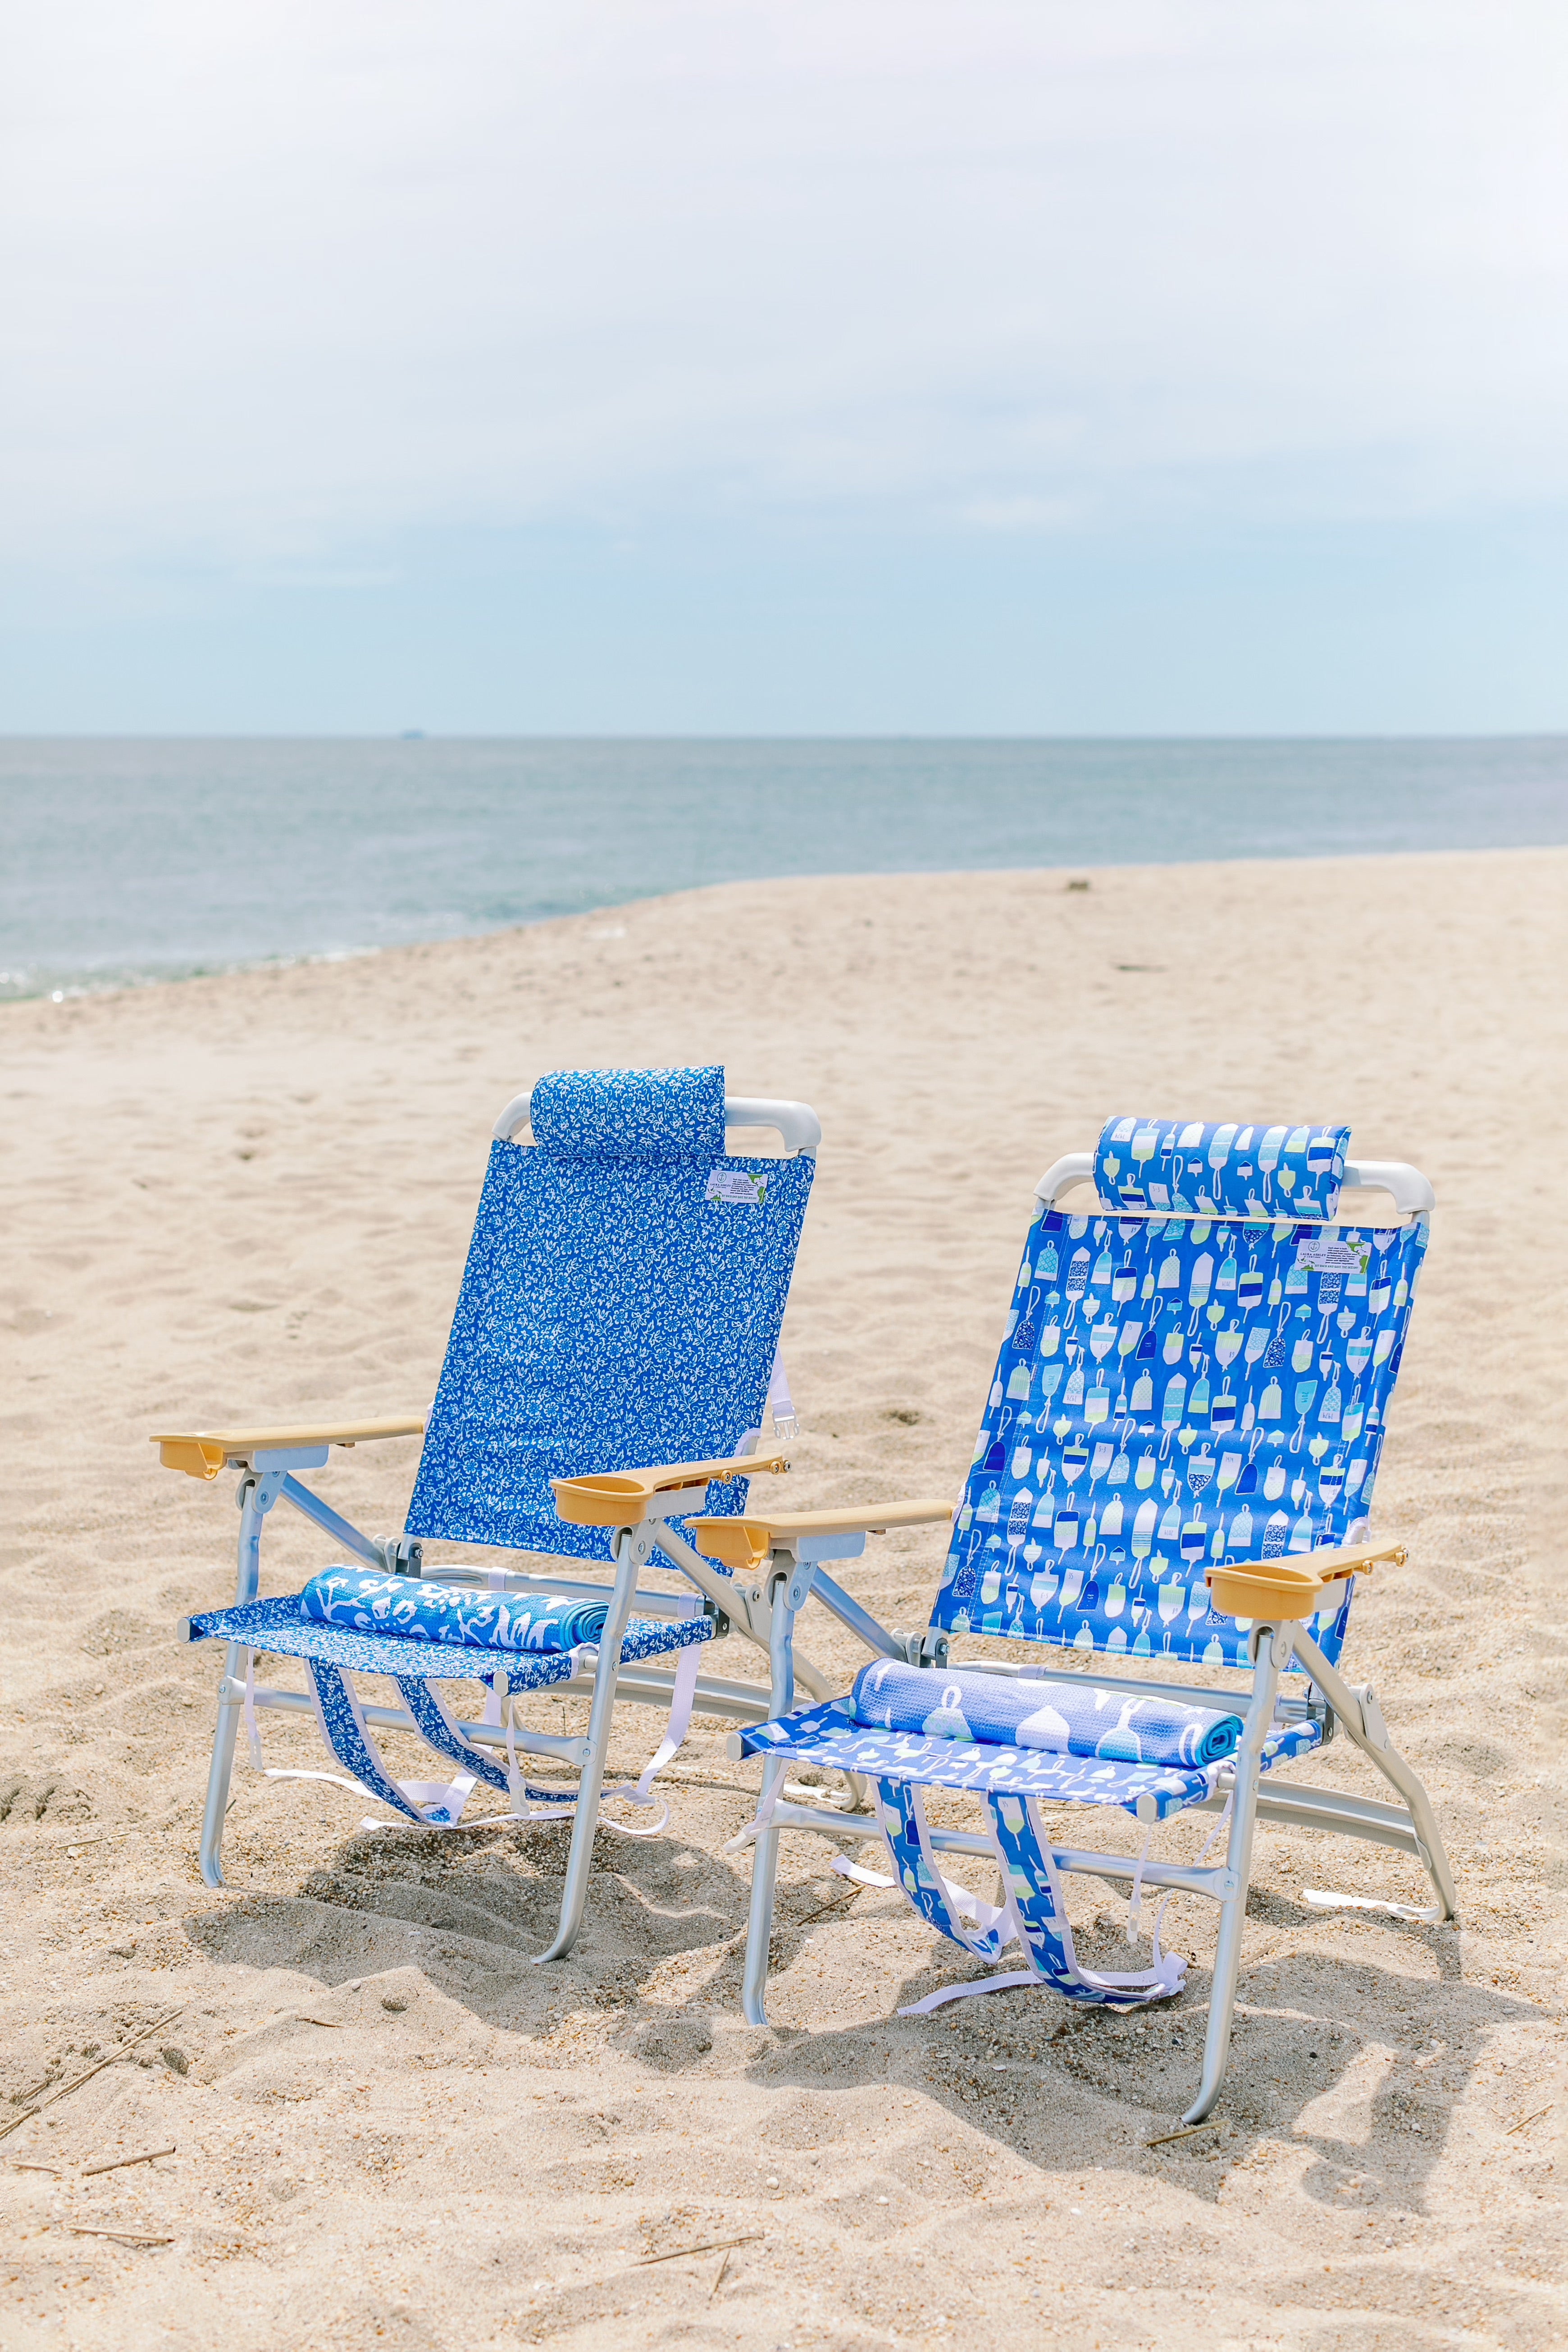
xmin=1095 ymin=1117 xmax=1352 ymax=1221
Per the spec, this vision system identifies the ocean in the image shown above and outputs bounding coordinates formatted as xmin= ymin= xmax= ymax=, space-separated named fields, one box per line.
xmin=3 ymin=735 xmax=1566 ymax=1001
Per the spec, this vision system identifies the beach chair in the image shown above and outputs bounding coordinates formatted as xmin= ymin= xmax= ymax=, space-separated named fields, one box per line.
xmin=156 ymin=1064 xmax=828 ymax=1962
xmin=710 ymin=1115 xmax=1457 ymax=2120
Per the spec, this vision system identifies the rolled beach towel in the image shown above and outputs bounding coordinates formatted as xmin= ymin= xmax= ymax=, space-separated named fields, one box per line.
xmin=299 ymin=1567 xmax=607 ymax=1653
xmin=850 ymin=1658 xmax=1242 ymax=1769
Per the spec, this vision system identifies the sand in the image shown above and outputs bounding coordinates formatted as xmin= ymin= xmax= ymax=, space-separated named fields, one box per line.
xmin=1 ymin=849 xmax=1565 ymax=2351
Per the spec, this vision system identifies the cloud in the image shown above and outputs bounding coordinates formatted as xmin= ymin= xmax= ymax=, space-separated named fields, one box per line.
xmin=2 ymin=0 xmax=1567 ymax=580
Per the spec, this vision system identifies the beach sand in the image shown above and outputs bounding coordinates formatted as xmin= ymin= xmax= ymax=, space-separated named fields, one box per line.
xmin=2 ymin=849 xmax=1564 ymax=2350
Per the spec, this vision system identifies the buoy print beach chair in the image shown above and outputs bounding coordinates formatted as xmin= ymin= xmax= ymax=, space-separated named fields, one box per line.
xmin=156 ymin=1065 xmax=824 ymax=1961
xmin=716 ymin=1116 xmax=1456 ymax=2120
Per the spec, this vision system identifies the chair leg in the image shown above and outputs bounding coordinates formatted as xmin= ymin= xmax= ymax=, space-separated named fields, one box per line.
xmin=534 ymin=1528 xmax=647 ymax=1965
xmin=741 ymin=1758 xmax=787 ymax=2026
xmin=1183 ymin=1872 xmax=1247 ymax=2124
xmin=198 ymin=1644 xmax=246 ymax=1889
xmin=535 ymin=1744 xmax=608 ymax=1965
xmin=1182 ymin=1624 xmax=1284 ymax=2123
xmin=740 ymin=1561 xmax=802 ymax=2023
xmin=197 ymin=1480 xmax=275 ymax=1891
xmin=1290 ymin=1626 xmax=1458 ymax=1919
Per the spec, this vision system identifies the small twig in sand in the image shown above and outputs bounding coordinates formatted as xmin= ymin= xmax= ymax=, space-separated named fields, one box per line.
xmin=69 ymin=2226 xmax=175 ymax=2246
xmin=12 ymin=2162 xmax=61 ymax=2175
xmin=292 ymin=2016 xmax=344 ymax=2028
xmin=82 ymin=2146 xmax=175 ymax=2178
xmin=709 ymin=2248 xmax=732 ymax=2299
xmin=1146 ymin=2121 xmax=1219 ymax=2149
xmin=1505 ymin=2104 xmax=1553 ymax=2137
xmin=795 ymin=1882 xmax=867 ymax=1929
xmin=634 ymin=2230 xmax=765 ymax=2268
xmin=0 ymin=2010 xmax=183 ymax=2142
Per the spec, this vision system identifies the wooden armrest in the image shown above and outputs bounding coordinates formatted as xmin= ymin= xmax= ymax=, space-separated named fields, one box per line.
xmin=552 ymin=1449 xmax=791 ymax=1529
xmin=686 ymin=1497 xmax=955 ymax=1574
xmin=152 ymin=1416 xmax=426 ymax=1480
xmin=1207 ymin=1540 xmax=1406 ymax=1623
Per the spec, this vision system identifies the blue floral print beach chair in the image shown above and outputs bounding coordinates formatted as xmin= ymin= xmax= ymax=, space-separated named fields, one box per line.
xmin=156 ymin=1065 xmax=826 ymax=1961
xmin=710 ymin=1115 xmax=1456 ymax=2121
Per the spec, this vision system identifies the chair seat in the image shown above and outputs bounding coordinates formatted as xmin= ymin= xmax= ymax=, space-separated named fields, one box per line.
xmin=183 ymin=1593 xmax=715 ymax=1689
xmin=741 ymin=1695 xmax=1321 ymax=1822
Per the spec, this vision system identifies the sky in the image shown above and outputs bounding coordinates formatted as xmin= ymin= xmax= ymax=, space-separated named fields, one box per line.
xmin=3 ymin=2 xmax=1567 ymax=735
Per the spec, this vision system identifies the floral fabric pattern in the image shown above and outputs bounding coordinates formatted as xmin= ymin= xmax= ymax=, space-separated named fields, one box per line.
xmin=528 ymin=1064 xmax=727 ymax=1158
xmin=1094 ymin=1116 xmax=1352 ymax=1220
xmin=941 ymin=1193 xmax=1427 ymax=1670
xmin=400 ymin=1679 xmax=510 ymax=1792
xmin=404 ymin=1069 xmax=813 ymax=1562
xmin=184 ymin=1593 xmax=714 ymax=1685
xmin=309 ymin=1662 xmax=430 ymax=1819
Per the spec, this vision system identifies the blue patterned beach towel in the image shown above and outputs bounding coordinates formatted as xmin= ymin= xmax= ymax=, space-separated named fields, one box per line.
xmin=300 ymin=1568 xmax=608 ymax=1653
xmin=851 ymin=1659 xmax=1242 ymax=1769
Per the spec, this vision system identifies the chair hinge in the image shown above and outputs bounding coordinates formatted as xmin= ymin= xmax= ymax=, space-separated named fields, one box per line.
xmin=779 ymin=1561 xmax=817 ymax=1615
xmin=1276 ymin=1690 xmax=1336 ymax=1747
xmin=382 ymin=1536 xmax=424 ymax=1576
xmin=1350 ymin=1684 xmax=1391 ymax=1750
xmin=902 ymin=1627 xmax=950 ymax=1667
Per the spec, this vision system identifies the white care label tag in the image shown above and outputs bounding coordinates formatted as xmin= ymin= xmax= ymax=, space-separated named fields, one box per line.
xmin=1295 ymin=1236 xmax=1369 ymax=1274
xmin=706 ymin=1168 xmax=767 ymax=1206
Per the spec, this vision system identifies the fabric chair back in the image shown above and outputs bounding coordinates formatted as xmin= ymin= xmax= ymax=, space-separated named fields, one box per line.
xmin=406 ymin=1066 xmax=813 ymax=1561
xmin=935 ymin=1116 xmax=1428 ymax=1670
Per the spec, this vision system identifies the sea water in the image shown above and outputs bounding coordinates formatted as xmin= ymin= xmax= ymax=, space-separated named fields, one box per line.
xmin=2 ymin=734 xmax=1565 ymax=1000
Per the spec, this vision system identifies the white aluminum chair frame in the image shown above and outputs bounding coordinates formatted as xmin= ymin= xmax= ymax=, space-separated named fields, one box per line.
xmin=729 ymin=1153 xmax=1458 ymax=2124
xmin=194 ymin=1094 xmax=834 ymax=1969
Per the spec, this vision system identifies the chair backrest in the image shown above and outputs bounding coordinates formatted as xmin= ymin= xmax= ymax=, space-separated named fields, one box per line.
xmin=405 ymin=1066 xmax=816 ymax=1562
xmin=935 ymin=1115 xmax=1431 ymax=1672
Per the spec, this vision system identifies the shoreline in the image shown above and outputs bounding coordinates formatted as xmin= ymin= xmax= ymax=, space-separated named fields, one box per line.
xmin=3 ymin=835 xmax=1562 ymax=1012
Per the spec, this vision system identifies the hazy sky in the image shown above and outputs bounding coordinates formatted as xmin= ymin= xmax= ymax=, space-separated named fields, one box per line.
xmin=4 ymin=3 xmax=1567 ymax=732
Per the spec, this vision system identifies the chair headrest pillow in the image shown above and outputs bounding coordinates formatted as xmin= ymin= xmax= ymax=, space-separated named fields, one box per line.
xmin=529 ymin=1064 xmax=727 ymax=1157
xmin=1096 ymin=1116 xmax=1351 ymax=1221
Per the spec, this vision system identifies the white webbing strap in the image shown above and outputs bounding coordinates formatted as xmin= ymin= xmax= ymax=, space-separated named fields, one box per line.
xmin=242 ymin=1653 xmax=264 ymax=1771
xmin=486 ymin=1640 xmax=705 ymax=1840
xmin=831 ymin=1855 xmax=895 ymax=1890
xmin=896 ymin=1796 xmax=1186 ymax=2016
xmin=1301 ymin=1888 xmax=1443 ymax=1923
xmin=241 ymin=1648 xmax=481 ymax=1822
xmin=1147 ymin=1793 xmax=1234 ymax=1956
xmin=1126 ymin=1821 xmax=1156 ymax=1945
xmin=723 ymin=1751 xmax=789 ymax=1854
xmin=906 ymin=1785 xmax=1012 ymax=1954
xmin=626 ymin=1640 xmax=703 ymax=1806
xmin=898 ymin=1970 xmax=1040 ymax=2016
xmin=254 ymin=1633 xmax=705 ymax=1842
xmin=767 ymin=1351 xmax=799 ymax=1440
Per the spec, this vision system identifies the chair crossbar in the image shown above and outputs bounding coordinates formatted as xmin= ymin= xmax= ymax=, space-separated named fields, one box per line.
xmin=402 ymin=1565 xmax=705 ymax=1619
xmin=554 ymin=1662 xmax=774 ymax=1722
xmin=807 ymin=1568 xmax=911 ymax=1661
xmin=218 ymin=1676 xmax=592 ymax=1766
xmin=1228 ymin=1780 xmax=1428 ymax=1857
xmin=280 ymin=1471 xmax=387 ymax=1568
xmin=752 ymin=1798 xmax=1237 ymax=1904
xmin=942 ymin=1657 xmax=1319 ymax=1717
